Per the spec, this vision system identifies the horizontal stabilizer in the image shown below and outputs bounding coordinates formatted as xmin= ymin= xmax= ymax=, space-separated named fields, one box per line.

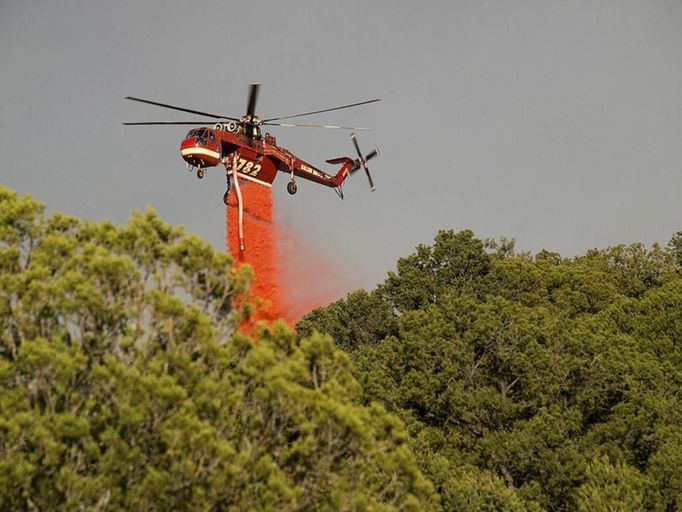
xmin=326 ymin=156 xmax=353 ymax=165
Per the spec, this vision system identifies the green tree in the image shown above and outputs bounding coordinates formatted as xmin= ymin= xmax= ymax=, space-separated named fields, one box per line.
xmin=295 ymin=289 xmax=397 ymax=352
xmin=378 ymin=229 xmax=491 ymax=313
xmin=574 ymin=456 xmax=657 ymax=512
xmin=669 ymin=232 xmax=682 ymax=269
xmin=299 ymin=229 xmax=682 ymax=511
xmin=0 ymin=186 xmax=437 ymax=511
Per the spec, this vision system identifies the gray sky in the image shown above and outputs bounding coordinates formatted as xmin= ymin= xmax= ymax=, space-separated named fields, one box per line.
xmin=2 ymin=0 xmax=681 ymax=291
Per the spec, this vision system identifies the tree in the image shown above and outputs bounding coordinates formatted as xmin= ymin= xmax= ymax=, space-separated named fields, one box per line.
xmin=574 ymin=456 xmax=657 ymax=512
xmin=377 ymin=229 xmax=491 ymax=313
xmin=0 ymin=186 xmax=437 ymax=510
xmin=298 ymin=229 xmax=682 ymax=511
xmin=668 ymin=231 xmax=682 ymax=270
xmin=295 ymin=289 xmax=397 ymax=352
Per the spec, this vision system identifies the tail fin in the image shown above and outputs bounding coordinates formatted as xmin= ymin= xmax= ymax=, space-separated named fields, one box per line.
xmin=326 ymin=156 xmax=354 ymax=166
xmin=326 ymin=157 xmax=355 ymax=188
xmin=326 ymin=133 xmax=381 ymax=192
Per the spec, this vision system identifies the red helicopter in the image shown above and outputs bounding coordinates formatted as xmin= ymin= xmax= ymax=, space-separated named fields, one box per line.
xmin=123 ymin=84 xmax=380 ymax=249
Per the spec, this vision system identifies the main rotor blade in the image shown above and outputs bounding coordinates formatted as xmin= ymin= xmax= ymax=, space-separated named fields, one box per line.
xmin=124 ymin=96 xmax=239 ymax=121
xmin=351 ymin=132 xmax=364 ymax=161
xmin=263 ymin=98 xmax=381 ymax=123
xmin=365 ymin=169 xmax=376 ymax=191
xmin=365 ymin=148 xmax=380 ymax=161
xmin=122 ymin=121 xmax=219 ymax=125
xmin=246 ymin=83 xmax=260 ymax=117
xmin=262 ymin=121 xmax=370 ymax=130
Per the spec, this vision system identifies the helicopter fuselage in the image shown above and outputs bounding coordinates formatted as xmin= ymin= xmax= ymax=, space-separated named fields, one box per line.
xmin=180 ymin=125 xmax=353 ymax=190
xmin=124 ymin=84 xmax=379 ymax=203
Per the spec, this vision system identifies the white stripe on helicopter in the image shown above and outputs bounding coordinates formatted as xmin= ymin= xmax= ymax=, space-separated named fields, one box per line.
xmin=180 ymin=147 xmax=220 ymax=160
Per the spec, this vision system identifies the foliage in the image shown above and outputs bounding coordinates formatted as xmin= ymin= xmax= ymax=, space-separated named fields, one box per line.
xmin=5 ymin=183 xmax=681 ymax=510
xmin=298 ymin=228 xmax=682 ymax=511
xmin=0 ymin=186 xmax=436 ymax=511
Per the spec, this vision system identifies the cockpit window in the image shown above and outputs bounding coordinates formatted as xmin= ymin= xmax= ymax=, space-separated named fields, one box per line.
xmin=186 ymin=128 xmax=208 ymax=139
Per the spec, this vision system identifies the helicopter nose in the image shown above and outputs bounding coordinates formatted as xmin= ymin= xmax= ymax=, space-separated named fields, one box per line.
xmin=180 ymin=138 xmax=220 ymax=167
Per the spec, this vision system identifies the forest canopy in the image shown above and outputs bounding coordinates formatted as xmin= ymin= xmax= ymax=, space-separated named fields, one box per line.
xmin=297 ymin=229 xmax=682 ymax=511
xmin=0 ymin=186 xmax=434 ymax=511
xmin=2 ymin=184 xmax=681 ymax=510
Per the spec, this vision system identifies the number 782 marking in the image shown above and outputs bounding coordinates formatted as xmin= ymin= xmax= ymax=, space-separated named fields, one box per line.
xmin=235 ymin=157 xmax=262 ymax=177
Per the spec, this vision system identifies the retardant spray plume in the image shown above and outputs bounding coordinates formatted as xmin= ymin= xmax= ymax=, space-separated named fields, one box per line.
xmin=274 ymin=222 xmax=364 ymax=322
xmin=226 ymin=182 xmax=285 ymax=324
xmin=226 ymin=182 xmax=361 ymax=327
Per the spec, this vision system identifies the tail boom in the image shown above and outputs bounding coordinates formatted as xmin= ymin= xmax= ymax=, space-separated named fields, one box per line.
xmin=288 ymin=157 xmax=355 ymax=189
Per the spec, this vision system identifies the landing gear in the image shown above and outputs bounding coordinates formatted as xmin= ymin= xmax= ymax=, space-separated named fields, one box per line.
xmin=196 ymin=168 xmax=204 ymax=179
xmin=287 ymin=158 xmax=297 ymax=195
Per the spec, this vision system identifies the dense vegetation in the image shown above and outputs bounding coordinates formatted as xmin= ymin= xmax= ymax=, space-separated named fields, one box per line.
xmin=2 ymin=184 xmax=681 ymax=510
xmin=297 ymin=230 xmax=682 ymax=510
xmin=0 ymin=186 xmax=434 ymax=511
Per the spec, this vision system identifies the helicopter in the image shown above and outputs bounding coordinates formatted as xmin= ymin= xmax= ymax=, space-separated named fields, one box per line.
xmin=124 ymin=83 xmax=380 ymax=195
xmin=123 ymin=84 xmax=380 ymax=251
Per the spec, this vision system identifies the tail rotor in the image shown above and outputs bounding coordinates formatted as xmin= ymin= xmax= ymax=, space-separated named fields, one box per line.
xmin=350 ymin=132 xmax=380 ymax=191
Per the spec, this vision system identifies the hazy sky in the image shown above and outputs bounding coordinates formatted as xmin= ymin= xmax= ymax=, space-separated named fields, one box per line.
xmin=1 ymin=0 xmax=681 ymax=290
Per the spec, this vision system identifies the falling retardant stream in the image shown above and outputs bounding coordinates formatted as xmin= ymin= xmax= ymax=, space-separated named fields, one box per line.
xmin=226 ymin=181 xmax=360 ymax=328
xmin=226 ymin=183 xmax=285 ymax=325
